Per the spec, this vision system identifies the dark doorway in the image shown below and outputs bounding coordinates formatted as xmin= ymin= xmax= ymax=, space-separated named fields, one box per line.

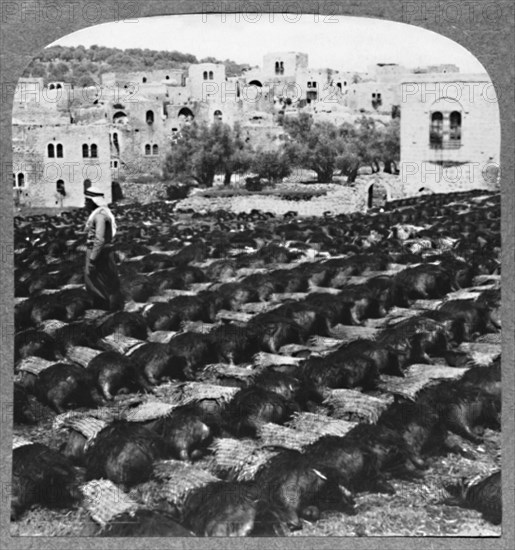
xmin=368 ymin=183 xmax=387 ymax=208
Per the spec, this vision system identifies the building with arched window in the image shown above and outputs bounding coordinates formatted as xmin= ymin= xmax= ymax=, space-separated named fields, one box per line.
xmin=400 ymin=73 xmax=500 ymax=195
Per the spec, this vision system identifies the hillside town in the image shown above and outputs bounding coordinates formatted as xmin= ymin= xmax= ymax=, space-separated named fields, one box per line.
xmin=12 ymin=51 xmax=500 ymax=209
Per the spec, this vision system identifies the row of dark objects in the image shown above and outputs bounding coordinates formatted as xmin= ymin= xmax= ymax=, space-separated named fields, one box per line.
xmin=12 ymin=356 xmax=501 ymax=533
xmin=13 ymin=217 xmax=502 ymax=415
xmin=13 ymin=190 xmax=504 ymax=536
xmin=16 ymin=237 xmax=500 ymax=334
xmin=14 ymin=189 xmax=499 ymax=279
xmin=11 ymin=285 xmax=502 ymax=528
xmin=12 ymin=281 xmax=500 ymax=433
xmin=15 ymin=193 xmax=498 ymax=302
xmin=379 ymin=189 xmax=497 ymax=212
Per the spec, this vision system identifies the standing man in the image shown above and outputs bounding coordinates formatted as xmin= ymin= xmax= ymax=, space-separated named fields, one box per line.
xmin=84 ymin=186 xmax=124 ymax=311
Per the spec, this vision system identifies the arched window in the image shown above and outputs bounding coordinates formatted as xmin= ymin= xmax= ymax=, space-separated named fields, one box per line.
xmin=275 ymin=61 xmax=280 ymax=75
xmin=152 ymin=144 xmax=159 ymax=155
xmin=47 ymin=143 xmax=55 ymax=158
xmin=279 ymin=61 xmax=284 ymax=75
xmin=18 ymin=173 xmax=25 ymax=187
xmin=49 ymin=84 xmax=55 ymax=90
xmin=142 ymin=77 xmax=147 ymax=83
xmin=214 ymin=110 xmax=223 ymax=121
xmin=56 ymin=180 xmax=65 ymax=196
xmin=13 ymin=173 xmax=16 ymax=187
xmin=56 ymin=143 xmax=63 ymax=158
xmin=90 ymin=144 xmax=98 ymax=158
xmin=146 ymin=110 xmax=154 ymax=124
xmin=209 ymin=71 xmax=214 ymax=80
xmin=203 ymin=71 xmax=208 ymax=80
xmin=166 ymin=75 xmax=170 ymax=80
xmin=82 ymin=144 xmax=89 ymax=158
xmin=56 ymin=84 xmax=62 ymax=89
xmin=83 ymin=179 xmax=91 ymax=192
xmin=145 ymin=144 xmax=151 ymax=155
xmin=113 ymin=111 xmax=128 ymax=124
xmin=112 ymin=132 xmax=119 ymax=152
xmin=178 ymin=107 xmax=194 ymax=120
xmin=449 ymin=111 xmax=462 ymax=144
xmin=430 ymin=112 xmax=444 ymax=148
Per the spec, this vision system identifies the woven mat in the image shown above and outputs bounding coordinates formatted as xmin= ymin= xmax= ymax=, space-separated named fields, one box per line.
xmin=146 ymin=295 xmax=170 ymax=304
xmin=252 ymin=352 xmax=303 ymax=368
xmin=38 ymin=319 xmax=68 ymax=336
xmin=257 ymin=423 xmax=321 ymax=451
xmin=323 ymin=389 xmax=394 ymax=424
xmin=215 ymin=310 xmax=253 ymax=323
xmin=457 ymin=342 xmax=501 ymax=366
xmin=411 ymin=299 xmax=444 ymax=310
xmin=16 ymin=356 xmax=56 ymax=374
xmin=270 ymin=292 xmax=308 ymax=302
xmin=53 ymin=414 xmax=107 ymax=439
xmin=239 ymin=302 xmax=276 ymax=314
xmin=147 ymin=331 xmax=178 ymax=344
xmin=180 ymin=321 xmax=214 ymax=334
xmin=208 ymin=437 xmax=280 ymax=481
xmin=124 ymin=301 xmax=149 ymax=312
xmin=443 ymin=290 xmax=482 ymax=302
xmin=152 ymin=381 xmax=239 ymax=406
xmin=474 ymin=333 xmax=502 ymax=345
xmin=329 ymin=325 xmax=380 ymax=342
xmin=12 ymin=435 xmax=34 ymax=450
xmin=472 ymin=274 xmax=501 ymax=286
xmin=287 ymin=412 xmax=357 ymax=438
xmin=308 ymin=286 xmax=342 ymax=295
xmin=83 ymin=309 xmax=109 ymax=320
xmin=124 ymin=401 xmax=177 ymax=422
xmin=81 ymin=479 xmax=140 ymax=527
xmin=378 ymin=363 xmax=469 ymax=400
xmin=100 ymin=335 xmax=146 ymax=355
xmin=66 ymin=346 xmax=103 ymax=367
xmin=133 ymin=460 xmax=219 ymax=508
xmin=199 ymin=363 xmax=259 ymax=382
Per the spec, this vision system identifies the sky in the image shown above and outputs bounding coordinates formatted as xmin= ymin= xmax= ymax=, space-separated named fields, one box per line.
xmin=50 ymin=14 xmax=486 ymax=73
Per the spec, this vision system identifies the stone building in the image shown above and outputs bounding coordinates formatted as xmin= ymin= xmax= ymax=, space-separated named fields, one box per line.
xmin=12 ymin=120 xmax=111 ymax=208
xmin=347 ymin=64 xmax=407 ymax=115
xmin=399 ymin=73 xmax=500 ymax=195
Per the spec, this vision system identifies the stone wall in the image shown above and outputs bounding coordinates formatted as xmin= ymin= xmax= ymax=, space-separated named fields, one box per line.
xmin=175 ymin=174 xmax=403 ymax=217
xmin=120 ymin=182 xmax=170 ymax=203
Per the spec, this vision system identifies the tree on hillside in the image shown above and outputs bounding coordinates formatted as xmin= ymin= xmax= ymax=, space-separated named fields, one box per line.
xmin=223 ymin=122 xmax=254 ymax=184
xmin=378 ymin=118 xmax=400 ymax=173
xmin=335 ymin=117 xmax=400 ymax=182
xmin=22 ymin=45 xmax=246 ymax=86
xmin=251 ymin=149 xmax=291 ymax=183
xmin=284 ymin=114 xmax=345 ymax=183
xmin=164 ymin=121 xmax=245 ymax=187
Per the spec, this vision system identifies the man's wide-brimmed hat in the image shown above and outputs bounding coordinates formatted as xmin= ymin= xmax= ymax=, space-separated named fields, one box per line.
xmin=84 ymin=186 xmax=108 ymax=206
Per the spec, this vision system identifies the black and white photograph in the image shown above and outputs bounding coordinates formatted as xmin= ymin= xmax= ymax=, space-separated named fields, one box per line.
xmin=3 ymin=4 xmax=512 ymax=542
